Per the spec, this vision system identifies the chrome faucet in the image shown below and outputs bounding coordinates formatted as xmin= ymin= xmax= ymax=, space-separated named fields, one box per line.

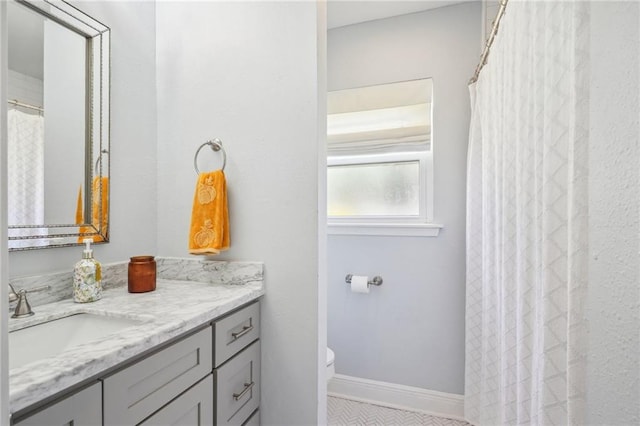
xmin=8 ymin=283 xmax=50 ymax=318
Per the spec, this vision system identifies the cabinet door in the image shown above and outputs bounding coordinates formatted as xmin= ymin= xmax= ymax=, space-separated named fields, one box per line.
xmin=139 ymin=374 xmax=213 ymax=426
xmin=13 ymin=382 xmax=101 ymax=426
xmin=215 ymin=340 xmax=260 ymax=426
xmin=103 ymin=326 xmax=212 ymax=426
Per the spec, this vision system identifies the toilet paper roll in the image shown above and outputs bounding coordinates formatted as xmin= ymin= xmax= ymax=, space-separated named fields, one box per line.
xmin=350 ymin=275 xmax=369 ymax=294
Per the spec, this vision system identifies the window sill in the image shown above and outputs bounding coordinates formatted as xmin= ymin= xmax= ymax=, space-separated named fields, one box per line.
xmin=327 ymin=223 xmax=443 ymax=237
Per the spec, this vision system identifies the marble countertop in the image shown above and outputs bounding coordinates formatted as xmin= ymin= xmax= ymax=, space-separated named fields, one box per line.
xmin=8 ymin=275 xmax=264 ymax=415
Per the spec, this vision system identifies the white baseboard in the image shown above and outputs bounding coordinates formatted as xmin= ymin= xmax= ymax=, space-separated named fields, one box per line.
xmin=328 ymin=374 xmax=465 ymax=421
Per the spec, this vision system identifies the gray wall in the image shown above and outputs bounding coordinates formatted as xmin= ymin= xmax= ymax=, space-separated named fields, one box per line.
xmin=327 ymin=2 xmax=481 ymax=395
xmin=7 ymin=1 xmax=158 ymax=277
xmin=587 ymin=2 xmax=640 ymax=424
xmin=43 ymin=21 xmax=85 ymax=224
xmin=155 ymin=2 xmax=321 ymax=424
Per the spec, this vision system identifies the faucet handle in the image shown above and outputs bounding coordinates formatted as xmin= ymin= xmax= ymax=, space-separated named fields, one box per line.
xmin=12 ymin=289 xmax=34 ymax=318
xmin=9 ymin=285 xmax=50 ymax=318
xmin=8 ymin=283 xmax=18 ymax=303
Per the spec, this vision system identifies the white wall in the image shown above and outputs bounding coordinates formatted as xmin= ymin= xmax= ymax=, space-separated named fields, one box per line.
xmin=327 ymin=2 xmax=481 ymax=395
xmin=7 ymin=1 xmax=158 ymax=277
xmin=0 ymin=2 xmax=9 ymax=422
xmin=317 ymin=1 xmax=329 ymax=423
xmin=155 ymin=2 xmax=322 ymax=424
xmin=587 ymin=2 xmax=640 ymax=424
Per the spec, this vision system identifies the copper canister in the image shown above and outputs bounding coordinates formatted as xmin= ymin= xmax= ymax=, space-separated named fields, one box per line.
xmin=128 ymin=256 xmax=156 ymax=293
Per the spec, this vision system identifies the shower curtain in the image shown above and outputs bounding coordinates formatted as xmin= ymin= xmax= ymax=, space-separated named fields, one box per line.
xmin=7 ymin=109 xmax=45 ymax=238
xmin=465 ymin=1 xmax=589 ymax=425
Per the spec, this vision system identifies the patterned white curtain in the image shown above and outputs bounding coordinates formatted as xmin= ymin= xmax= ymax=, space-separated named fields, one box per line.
xmin=465 ymin=1 xmax=589 ymax=425
xmin=7 ymin=109 xmax=45 ymax=227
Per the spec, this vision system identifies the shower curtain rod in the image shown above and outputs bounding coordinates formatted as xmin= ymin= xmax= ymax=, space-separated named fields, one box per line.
xmin=469 ymin=0 xmax=509 ymax=85
xmin=7 ymin=99 xmax=44 ymax=113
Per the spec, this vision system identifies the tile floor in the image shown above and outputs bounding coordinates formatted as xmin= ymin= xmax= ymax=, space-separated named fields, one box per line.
xmin=327 ymin=396 xmax=470 ymax=426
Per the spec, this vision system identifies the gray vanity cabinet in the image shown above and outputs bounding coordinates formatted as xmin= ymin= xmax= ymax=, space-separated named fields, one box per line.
xmin=12 ymin=300 xmax=261 ymax=426
xmin=103 ymin=326 xmax=213 ymax=426
xmin=13 ymin=382 xmax=102 ymax=426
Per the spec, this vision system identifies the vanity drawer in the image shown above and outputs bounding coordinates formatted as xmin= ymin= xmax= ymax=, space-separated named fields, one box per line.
xmin=13 ymin=381 xmax=101 ymax=426
xmin=103 ymin=326 xmax=212 ymax=426
xmin=215 ymin=340 xmax=261 ymax=426
xmin=214 ymin=302 xmax=260 ymax=367
xmin=139 ymin=374 xmax=213 ymax=426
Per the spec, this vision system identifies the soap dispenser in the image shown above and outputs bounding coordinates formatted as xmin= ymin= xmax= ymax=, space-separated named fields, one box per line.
xmin=73 ymin=238 xmax=103 ymax=303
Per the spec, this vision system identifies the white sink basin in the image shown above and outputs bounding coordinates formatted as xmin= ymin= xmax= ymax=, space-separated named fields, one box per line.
xmin=9 ymin=313 xmax=144 ymax=370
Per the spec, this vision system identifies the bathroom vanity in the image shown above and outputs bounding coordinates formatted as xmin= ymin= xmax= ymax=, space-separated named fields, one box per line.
xmin=8 ymin=259 xmax=264 ymax=426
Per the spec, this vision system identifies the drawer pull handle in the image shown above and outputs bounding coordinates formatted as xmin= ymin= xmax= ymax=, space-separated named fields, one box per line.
xmin=231 ymin=324 xmax=253 ymax=341
xmin=233 ymin=381 xmax=255 ymax=401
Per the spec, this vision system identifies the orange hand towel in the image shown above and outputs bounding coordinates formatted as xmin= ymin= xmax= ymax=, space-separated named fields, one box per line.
xmin=189 ymin=170 xmax=230 ymax=255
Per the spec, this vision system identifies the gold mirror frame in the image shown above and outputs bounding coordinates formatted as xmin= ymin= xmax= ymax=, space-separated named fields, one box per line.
xmin=7 ymin=0 xmax=110 ymax=251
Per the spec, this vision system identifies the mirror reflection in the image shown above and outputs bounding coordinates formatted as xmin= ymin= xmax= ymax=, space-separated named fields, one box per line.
xmin=6 ymin=0 xmax=110 ymax=250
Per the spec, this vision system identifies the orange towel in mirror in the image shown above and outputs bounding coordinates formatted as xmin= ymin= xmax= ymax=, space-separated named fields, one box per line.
xmin=76 ymin=185 xmax=83 ymax=224
xmin=91 ymin=177 xmax=109 ymax=242
xmin=189 ymin=170 xmax=230 ymax=255
xmin=76 ymin=177 xmax=109 ymax=243
xmin=76 ymin=184 xmax=90 ymax=243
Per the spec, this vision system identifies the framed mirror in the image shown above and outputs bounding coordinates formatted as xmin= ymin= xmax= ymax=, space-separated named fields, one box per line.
xmin=6 ymin=0 xmax=110 ymax=250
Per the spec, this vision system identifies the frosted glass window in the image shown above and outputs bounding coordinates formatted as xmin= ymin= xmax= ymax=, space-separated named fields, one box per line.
xmin=326 ymin=78 xmax=435 ymax=231
xmin=328 ymin=161 xmax=420 ymax=217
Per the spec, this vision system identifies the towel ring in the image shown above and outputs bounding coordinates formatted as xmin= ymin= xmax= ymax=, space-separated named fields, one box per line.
xmin=194 ymin=138 xmax=226 ymax=174
xmin=94 ymin=149 xmax=109 ymax=174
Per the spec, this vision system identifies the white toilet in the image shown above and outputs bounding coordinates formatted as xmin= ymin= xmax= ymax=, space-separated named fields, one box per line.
xmin=326 ymin=347 xmax=335 ymax=380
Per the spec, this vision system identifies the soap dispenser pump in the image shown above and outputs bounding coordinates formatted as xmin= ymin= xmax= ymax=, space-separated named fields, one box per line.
xmin=73 ymin=238 xmax=103 ymax=303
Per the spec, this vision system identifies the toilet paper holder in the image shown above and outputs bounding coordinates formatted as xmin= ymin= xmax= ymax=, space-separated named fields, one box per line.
xmin=345 ymin=274 xmax=383 ymax=287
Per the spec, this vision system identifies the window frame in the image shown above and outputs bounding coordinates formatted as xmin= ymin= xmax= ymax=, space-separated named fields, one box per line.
xmin=327 ymin=151 xmax=442 ymax=237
